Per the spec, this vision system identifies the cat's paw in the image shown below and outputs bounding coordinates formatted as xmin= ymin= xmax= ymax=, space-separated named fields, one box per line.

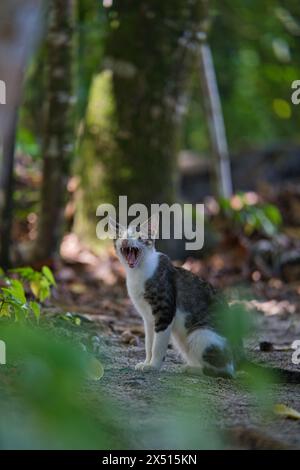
xmin=135 ymin=361 xmax=150 ymax=371
xmin=135 ymin=362 xmax=159 ymax=372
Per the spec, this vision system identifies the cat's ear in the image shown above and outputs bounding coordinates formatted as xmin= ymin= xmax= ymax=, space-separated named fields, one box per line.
xmin=140 ymin=213 xmax=159 ymax=240
xmin=109 ymin=216 xmax=126 ymax=238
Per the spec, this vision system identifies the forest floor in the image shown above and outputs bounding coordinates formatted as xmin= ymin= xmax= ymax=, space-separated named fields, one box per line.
xmin=8 ymin=154 xmax=300 ymax=448
xmin=43 ymin=234 xmax=300 ymax=450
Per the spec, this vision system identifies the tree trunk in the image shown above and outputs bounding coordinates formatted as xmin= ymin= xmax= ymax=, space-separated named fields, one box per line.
xmin=34 ymin=0 xmax=74 ymax=261
xmin=0 ymin=111 xmax=18 ymax=268
xmin=197 ymin=37 xmax=233 ymax=199
xmin=0 ymin=0 xmax=43 ymax=267
xmin=75 ymin=0 xmax=205 ymax=244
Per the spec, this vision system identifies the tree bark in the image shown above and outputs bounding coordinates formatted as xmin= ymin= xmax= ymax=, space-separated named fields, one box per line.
xmin=76 ymin=0 xmax=205 ymax=240
xmin=0 ymin=0 xmax=43 ymax=267
xmin=0 ymin=111 xmax=18 ymax=268
xmin=34 ymin=0 xmax=74 ymax=261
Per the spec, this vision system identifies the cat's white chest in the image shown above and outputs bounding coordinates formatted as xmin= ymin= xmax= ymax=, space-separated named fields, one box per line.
xmin=126 ymin=273 xmax=152 ymax=320
xmin=125 ymin=251 xmax=159 ymax=320
xmin=127 ymin=273 xmax=146 ymax=306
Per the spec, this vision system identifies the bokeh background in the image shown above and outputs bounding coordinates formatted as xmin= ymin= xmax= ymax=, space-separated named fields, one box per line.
xmin=0 ymin=0 xmax=300 ymax=450
xmin=1 ymin=0 xmax=300 ymax=266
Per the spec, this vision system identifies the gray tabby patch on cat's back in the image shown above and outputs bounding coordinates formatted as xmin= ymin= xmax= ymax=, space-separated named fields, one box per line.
xmin=175 ymin=266 xmax=225 ymax=334
xmin=144 ymin=253 xmax=226 ymax=334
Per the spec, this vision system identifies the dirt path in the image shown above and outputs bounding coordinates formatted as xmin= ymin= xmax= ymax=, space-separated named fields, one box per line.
xmin=52 ymin=252 xmax=300 ymax=449
xmin=84 ymin=310 xmax=300 ymax=450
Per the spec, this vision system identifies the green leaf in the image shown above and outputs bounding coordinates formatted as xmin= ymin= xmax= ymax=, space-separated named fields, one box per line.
xmin=13 ymin=304 xmax=27 ymax=323
xmin=29 ymin=301 xmax=41 ymax=321
xmin=0 ymin=302 xmax=11 ymax=318
xmin=263 ymin=204 xmax=282 ymax=226
xmin=38 ymin=278 xmax=51 ymax=302
xmin=42 ymin=266 xmax=56 ymax=286
xmin=10 ymin=267 xmax=35 ymax=280
xmin=218 ymin=197 xmax=231 ymax=212
xmin=30 ymin=280 xmax=41 ymax=300
xmin=8 ymin=280 xmax=26 ymax=304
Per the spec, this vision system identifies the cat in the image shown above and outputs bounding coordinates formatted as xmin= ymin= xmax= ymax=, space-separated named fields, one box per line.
xmin=111 ymin=215 xmax=300 ymax=383
xmin=111 ymin=215 xmax=235 ymax=377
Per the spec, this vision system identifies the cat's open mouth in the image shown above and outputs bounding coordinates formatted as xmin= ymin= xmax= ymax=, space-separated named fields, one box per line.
xmin=121 ymin=246 xmax=142 ymax=268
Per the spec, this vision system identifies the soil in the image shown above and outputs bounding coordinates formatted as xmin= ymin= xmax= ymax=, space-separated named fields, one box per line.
xmin=8 ymin=235 xmax=300 ymax=450
xmin=51 ymin=268 xmax=300 ymax=449
xmin=83 ymin=315 xmax=299 ymax=450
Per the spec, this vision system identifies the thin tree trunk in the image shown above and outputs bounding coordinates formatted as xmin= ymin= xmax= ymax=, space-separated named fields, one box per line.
xmin=197 ymin=38 xmax=233 ymax=199
xmin=0 ymin=111 xmax=18 ymax=268
xmin=34 ymin=0 xmax=74 ymax=261
xmin=0 ymin=0 xmax=43 ymax=267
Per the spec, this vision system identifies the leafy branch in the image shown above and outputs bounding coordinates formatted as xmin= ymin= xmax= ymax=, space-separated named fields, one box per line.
xmin=219 ymin=193 xmax=282 ymax=237
xmin=0 ymin=266 xmax=56 ymax=323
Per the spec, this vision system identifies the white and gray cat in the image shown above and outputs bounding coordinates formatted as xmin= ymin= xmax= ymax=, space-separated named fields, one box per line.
xmin=112 ymin=216 xmax=300 ymax=383
xmin=111 ymin=216 xmax=235 ymax=377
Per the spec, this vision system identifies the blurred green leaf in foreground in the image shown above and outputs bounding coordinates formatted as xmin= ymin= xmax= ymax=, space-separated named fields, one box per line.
xmin=0 ymin=323 xmax=123 ymax=449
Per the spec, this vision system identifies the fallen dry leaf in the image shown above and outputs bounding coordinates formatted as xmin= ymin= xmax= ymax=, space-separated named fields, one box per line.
xmin=121 ymin=329 xmax=139 ymax=346
xmin=274 ymin=404 xmax=300 ymax=420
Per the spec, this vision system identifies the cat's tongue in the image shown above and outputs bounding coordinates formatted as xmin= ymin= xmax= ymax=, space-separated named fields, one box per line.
xmin=127 ymin=250 xmax=137 ymax=268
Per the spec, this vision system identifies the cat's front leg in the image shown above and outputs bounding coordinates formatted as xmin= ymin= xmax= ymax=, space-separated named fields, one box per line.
xmin=149 ymin=325 xmax=172 ymax=369
xmin=135 ymin=318 xmax=154 ymax=370
xmin=136 ymin=327 xmax=171 ymax=371
xmin=136 ymin=324 xmax=171 ymax=372
xmin=138 ymin=273 xmax=175 ymax=372
xmin=135 ymin=325 xmax=171 ymax=372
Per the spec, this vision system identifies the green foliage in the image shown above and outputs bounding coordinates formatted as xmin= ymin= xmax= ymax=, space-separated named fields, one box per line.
xmin=75 ymin=0 xmax=107 ymax=121
xmin=219 ymin=193 xmax=282 ymax=236
xmin=0 ymin=323 xmax=119 ymax=449
xmin=11 ymin=266 xmax=56 ymax=302
xmin=239 ymin=360 xmax=276 ymax=414
xmin=183 ymin=0 xmax=300 ymax=153
xmin=215 ymin=299 xmax=276 ymax=416
xmin=0 ymin=266 xmax=56 ymax=322
xmin=16 ymin=127 xmax=40 ymax=158
xmin=216 ymin=302 xmax=253 ymax=351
